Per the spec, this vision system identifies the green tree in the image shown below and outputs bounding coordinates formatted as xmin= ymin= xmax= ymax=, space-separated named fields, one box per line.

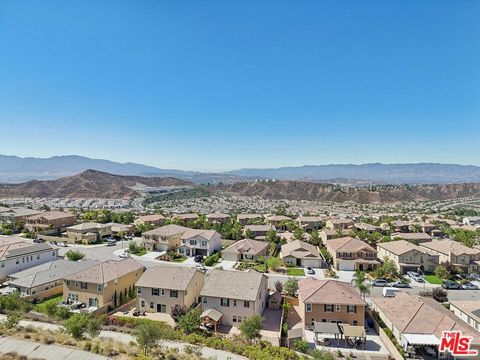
xmin=134 ymin=321 xmax=161 ymax=355
xmin=266 ymin=229 xmax=278 ymax=243
xmin=435 ymin=265 xmax=449 ymax=280
xmin=293 ymin=227 xmax=304 ymax=240
xmin=310 ymin=349 xmax=335 ymax=360
xmin=374 ymin=257 xmax=399 ymax=280
xmin=293 ymin=339 xmax=310 ymax=353
xmin=178 ymin=308 xmax=201 ymax=334
xmin=310 ymin=229 xmax=321 ymax=246
xmin=352 ymin=271 xmax=370 ymax=300
xmin=266 ymin=257 xmax=283 ymax=272
xmin=239 ymin=314 xmax=263 ymax=342
xmin=284 ymin=278 xmax=299 ymax=297
xmin=63 ymin=313 xmax=89 ymax=339
xmin=65 ymin=250 xmax=85 ymax=261
xmin=245 ymin=229 xmax=254 ymax=239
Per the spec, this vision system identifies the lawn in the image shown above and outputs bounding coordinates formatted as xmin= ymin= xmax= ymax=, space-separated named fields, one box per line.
xmin=34 ymin=295 xmax=62 ymax=314
xmin=424 ymin=275 xmax=443 ymax=284
xmin=287 ymin=268 xmax=305 ymax=276
xmin=172 ymin=256 xmax=187 ymax=263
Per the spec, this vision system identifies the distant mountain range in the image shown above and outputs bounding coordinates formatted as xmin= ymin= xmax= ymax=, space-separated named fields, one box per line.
xmin=1 ymin=169 xmax=479 ymax=204
xmin=1 ymin=154 xmax=480 ymax=185
xmin=0 ymin=170 xmax=192 ymax=199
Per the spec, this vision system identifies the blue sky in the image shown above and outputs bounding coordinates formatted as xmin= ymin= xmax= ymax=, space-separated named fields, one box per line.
xmin=0 ymin=1 xmax=479 ymax=171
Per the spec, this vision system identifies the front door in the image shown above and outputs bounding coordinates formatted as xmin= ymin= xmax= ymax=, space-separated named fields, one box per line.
xmin=157 ymin=304 xmax=166 ymax=313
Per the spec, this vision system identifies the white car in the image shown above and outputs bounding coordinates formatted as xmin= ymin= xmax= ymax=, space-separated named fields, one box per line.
xmin=462 ymin=282 xmax=479 ymax=290
xmin=119 ymin=252 xmax=130 ymax=259
xmin=306 ymin=267 xmax=315 ymax=275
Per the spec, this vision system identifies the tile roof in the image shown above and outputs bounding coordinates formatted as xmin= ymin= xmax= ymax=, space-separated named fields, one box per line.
xmin=9 ymin=259 xmax=99 ymax=289
xmin=64 ymin=259 xmax=144 ymax=284
xmin=200 ymin=269 xmax=266 ymax=301
xmin=27 ymin=211 xmax=75 ymax=221
xmin=327 ymin=237 xmax=376 ymax=253
xmin=67 ymin=222 xmax=110 ymax=231
xmin=0 ymin=241 xmax=57 ymax=261
xmin=135 ymin=266 xmax=202 ymax=291
xmin=298 ymin=277 xmax=364 ymax=305
xmin=143 ymin=224 xmax=189 ymax=236
xmin=180 ymin=228 xmax=218 ymax=241
xmin=281 ymin=240 xmax=320 ymax=259
xmin=420 ymin=239 xmax=480 ymax=256
xmin=377 ymin=240 xmax=434 ymax=256
xmin=373 ymin=292 xmax=480 ymax=344
xmin=222 ymin=238 xmax=269 ymax=256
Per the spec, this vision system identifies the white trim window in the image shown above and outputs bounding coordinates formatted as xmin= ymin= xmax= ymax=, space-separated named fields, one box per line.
xmin=306 ymin=303 xmax=312 ymax=312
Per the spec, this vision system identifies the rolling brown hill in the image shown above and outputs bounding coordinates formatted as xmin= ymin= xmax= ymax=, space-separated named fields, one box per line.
xmin=213 ymin=181 xmax=480 ymax=203
xmin=0 ymin=170 xmax=193 ymax=199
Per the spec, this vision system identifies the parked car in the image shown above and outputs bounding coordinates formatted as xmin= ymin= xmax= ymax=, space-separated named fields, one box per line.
xmin=407 ymin=271 xmax=424 ymax=283
xmin=442 ymin=280 xmax=462 ymax=290
xmin=33 ymin=238 xmax=44 ymax=243
xmin=372 ymin=279 xmax=389 ymax=287
xmin=106 ymin=237 xmax=116 ymax=243
xmin=306 ymin=267 xmax=315 ymax=275
xmin=194 ymin=255 xmax=204 ymax=263
xmin=119 ymin=252 xmax=131 ymax=258
xmin=195 ymin=264 xmax=207 ymax=272
xmin=467 ymin=273 xmax=480 ymax=282
xmin=57 ymin=242 xmax=68 ymax=247
xmin=407 ymin=271 xmax=419 ymax=278
xmin=391 ymin=281 xmax=410 ymax=288
xmin=106 ymin=241 xmax=117 ymax=246
xmin=462 ymin=282 xmax=479 ymax=290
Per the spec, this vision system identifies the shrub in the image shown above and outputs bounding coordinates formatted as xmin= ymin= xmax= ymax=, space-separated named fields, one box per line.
xmin=204 ymin=252 xmax=221 ymax=266
xmin=65 ymin=250 xmax=85 ymax=261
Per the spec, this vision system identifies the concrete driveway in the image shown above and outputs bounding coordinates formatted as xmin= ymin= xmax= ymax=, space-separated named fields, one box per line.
xmin=336 ymin=270 xmax=355 ymax=283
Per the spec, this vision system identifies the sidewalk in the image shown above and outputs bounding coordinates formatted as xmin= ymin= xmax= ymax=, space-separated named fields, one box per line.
xmin=0 ymin=337 xmax=106 ymax=360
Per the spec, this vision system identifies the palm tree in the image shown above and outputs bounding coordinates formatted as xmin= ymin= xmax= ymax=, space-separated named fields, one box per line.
xmin=352 ymin=270 xmax=370 ymax=300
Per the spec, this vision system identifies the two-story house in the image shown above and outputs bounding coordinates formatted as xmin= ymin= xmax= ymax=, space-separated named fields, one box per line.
xmin=298 ymin=278 xmax=365 ymax=329
xmin=420 ymin=239 xmax=480 ymax=274
xmin=66 ymin=222 xmax=112 ymax=244
xmin=236 ymin=214 xmax=263 ymax=226
xmin=24 ymin=211 xmax=76 ymax=234
xmin=325 ymin=218 xmax=354 ymax=231
xmin=377 ymin=240 xmax=439 ymax=274
xmin=266 ymin=215 xmax=292 ymax=230
xmin=136 ymin=267 xmax=205 ymax=316
xmin=243 ymin=224 xmax=275 ymax=239
xmin=326 ymin=237 xmax=379 ymax=271
xmin=142 ymin=224 xmax=188 ymax=252
xmin=200 ymin=269 xmax=269 ymax=327
xmin=206 ymin=213 xmax=231 ymax=224
xmin=178 ymin=229 xmax=221 ymax=257
xmin=63 ymin=259 xmax=145 ymax=313
xmin=133 ymin=214 xmax=165 ymax=228
xmin=297 ymin=216 xmax=324 ymax=231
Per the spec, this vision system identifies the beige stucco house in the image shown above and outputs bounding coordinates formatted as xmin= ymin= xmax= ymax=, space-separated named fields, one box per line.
xmin=63 ymin=259 xmax=145 ymax=313
xmin=142 ymin=224 xmax=187 ymax=252
xmin=377 ymin=240 xmax=439 ymax=274
xmin=221 ymin=238 xmax=269 ymax=262
xmin=326 ymin=237 xmax=379 ymax=271
xmin=66 ymin=222 xmax=112 ymax=244
xmin=136 ymin=267 xmax=205 ymax=315
xmin=281 ymin=240 xmax=323 ymax=268
xmin=200 ymin=269 xmax=269 ymax=327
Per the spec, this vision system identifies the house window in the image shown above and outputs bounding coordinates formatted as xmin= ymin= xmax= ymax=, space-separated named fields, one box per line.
xmin=150 ymin=302 xmax=154 ymax=309
xmin=170 ymin=290 xmax=178 ymax=298
xmin=0 ymin=262 xmax=4 ymax=268
xmin=16 ymin=260 xmax=19 ymax=264
xmin=221 ymin=298 xmax=230 ymax=307
xmin=152 ymin=288 xmax=159 ymax=296
xmin=352 ymin=320 xmax=358 ymax=326
xmin=202 ymin=241 xmax=207 ymax=247
xmin=190 ymin=240 xmax=197 ymax=245
xmin=202 ymin=296 xmax=207 ymax=304
xmin=244 ymin=301 xmax=250 ymax=308
xmin=347 ymin=305 xmax=357 ymax=313
xmin=97 ymin=284 xmax=103 ymax=292
xmin=137 ymin=287 xmax=142 ymax=294
xmin=159 ymin=304 xmax=167 ymax=313
xmin=325 ymin=304 xmax=334 ymax=312
xmin=233 ymin=300 xmax=237 ymax=306
xmin=141 ymin=300 xmax=145 ymax=307
xmin=81 ymin=282 xmax=87 ymax=290
xmin=306 ymin=303 xmax=312 ymax=312
xmin=335 ymin=304 xmax=341 ymax=312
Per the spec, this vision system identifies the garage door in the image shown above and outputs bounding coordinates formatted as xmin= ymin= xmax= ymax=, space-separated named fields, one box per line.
xmin=302 ymin=259 xmax=321 ymax=268
xmin=338 ymin=260 xmax=355 ymax=271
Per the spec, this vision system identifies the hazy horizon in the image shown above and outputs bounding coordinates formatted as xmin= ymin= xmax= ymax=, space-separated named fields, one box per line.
xmin=1 ymin=1 xmax=479 ymax=171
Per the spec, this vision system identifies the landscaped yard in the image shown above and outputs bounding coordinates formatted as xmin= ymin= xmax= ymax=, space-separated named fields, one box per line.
xmin=172 ymin=255 xmax=187 ymax=263
xmin=34 ymin=294 xmax=62 ymax=314
xmin=287 ymin=268 xmax=305 ymax=276
xmin=424 ymin=275 xmax=443 ymax=284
